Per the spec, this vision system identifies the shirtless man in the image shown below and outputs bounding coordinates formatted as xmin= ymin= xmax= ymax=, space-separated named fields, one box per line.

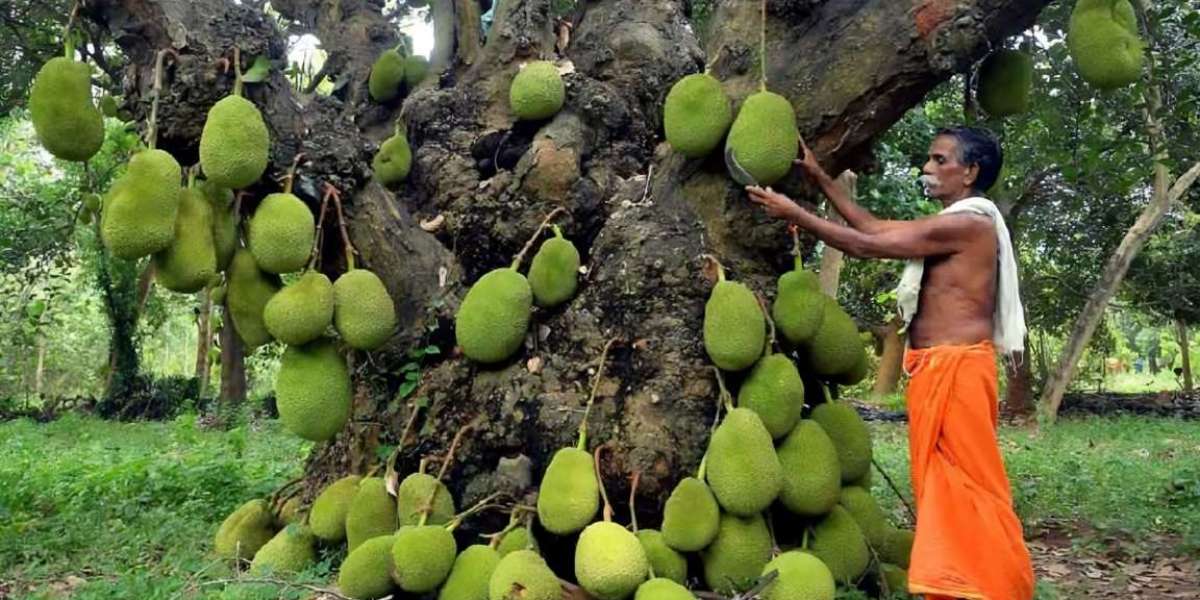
xmin=747 ymin=127 xmax=1035 ymax=600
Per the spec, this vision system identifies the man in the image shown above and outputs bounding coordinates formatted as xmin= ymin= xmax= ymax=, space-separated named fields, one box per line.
xmin=746 ymin=127 xmax=1035 ymax=600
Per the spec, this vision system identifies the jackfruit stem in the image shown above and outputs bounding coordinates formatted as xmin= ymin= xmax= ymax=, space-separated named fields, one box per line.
xmin=187 ymin=165 xmax=198 ymax=189
xmin=801 ymin=528 xmax=810 ymax=550
xmin=700 ymin=254 xmax=726 ymax=283
xmin=593 ymin=445 xmax=614 ymax=522
xmin=765 ymin=512 xmax=780 ymax=557
xmin=628 ymin=470 xmax=641 ymax=534
xmin=384 ymin=402 xmax=425 ymax=484
xmin=789 ymin=224 xmax=801 ymax=258
xmin=445 ymin=491 xmax=505 ymax=532
xmin=418 ymin=421 xmax=474 ymax=525
xmin=758 ymin=0 xmax=768 ymax=89
xmin=483 ymin=509 xmax=525 ymax=548
xmin=711 ymin=366 xmax=733 ymax=413
xmin=511 ymin=206 xmax=568 ymax=270
xmin=233 ymin=46 xmax=244 ymax=97
xmin=696 ymin=453 xmax=708 ymax=480
xmin=283 ymin=153 xmax=304 ymax=195
xmin=63 ymin=1 xmax=79 ymax=58
xmin=577 ymin=337 xmax=621 ymax=450
xmin=147 ymin=49 xmax=173 ymax=150
xmin=551 ymin=224 xmax=564 ymax=239
xmin=306 ymin=188 xmax=332 ymax=271
xmin=756 ymin=291 xmax=778 ymax=353
xmin=329 ymin=183 xmax=359 ymax=270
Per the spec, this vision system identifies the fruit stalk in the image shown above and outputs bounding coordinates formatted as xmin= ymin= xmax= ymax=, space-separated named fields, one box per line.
xmin=511 ymin=206 xmax=567 ymax=270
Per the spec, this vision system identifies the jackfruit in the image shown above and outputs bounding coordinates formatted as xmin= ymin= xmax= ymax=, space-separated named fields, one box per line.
xmin=310 ymin=475 xmax=363 ymax=542
xmin=575 ymin=521 xmax=649 ymax=600
xmin=214 ymin=499 xmax=275 ymax=561
xmin=263 ymin=271 xmax=334 ymax=345
xmin=83 ymin=193 xmax=101 ymax=214
xmin=249 ymin=524 xmax=316 ymax=575
xmin=536 ymin=447 xmax=598 ymax=535
xmin=701 ymin=512 xmax=771 ymax=595
xmin=396 ymin=472 xmax=456 ymax=526
xmin=497 ymin=526 xmax=539 ymax=556
xmin=808 ymin=506 xmax=869 ymax=585
xmin=805 ymin=299 xmax=862 ymax=378
xmin=703 ymin=275 xmax=765 ymax=372
xmin=636 ymin=530 xmax=687 ymax=584
xmin=455 ymin=267 xmax=532 ymax=363
xmin=1068 ymin=0 xmax=1144 ymax=89
xmin=275 ymin=496 xmax=303 ymax=527
xmin=977 ymin=50 xmax=1033 ymax=117
xmin=101 ymin=149 xmax=182 ymax=260
xmin=154 ymin=186 xmax=217 ymax=293
xmin=275 ymin=338 xmax=351 ymax=442
xmin=880 ymin=563 xmax=909 ymax=597
xmin=661 ymin=476 xmax=720 ymax=552
xmin=509 ymin=61 xmax=564 ymax=121
xmin=776 ymin=419 xmax=841 ymax=516
xmin=405 ymin=55 xmax=430 ymax=88
xmin=662 ymin=73 xmax=733 ymax=158
xmin=373 ymin=132 xmax=412 ymax=186
xmin=338 ymin=534 xmax=397 ymax=599
xmin=528 ymin=226 xmax=580 ymax=308
xmin=369 ymin=49 xmax=406 ymax=102
xmin=839 ymin=486 xmax=890 ymax=551
xmin=877 ymin=527 xmax=913 ymax=569
xmin=706 ymin=408 xmax=782 ymax=516
xmin=489 ymin=550 xmax=561 ymax=600
xmin=634 ymin=578 xmax=695 ymax=600
xmin=392 ymin=525 xmax=458 ymax=592
xmin=99 ymin=95 xmax=119 ymax=118
xmin=440 ymin=544 xmax=501 ymax=600
xmin=725 ymin=90 xmax=799 ymax=186
xmin=760 ymin=551 xmax=836 ymax=600
xmin=333 ymin=269 xmax=397 ymax=350
xmin=211 ymin=285 xmax=227 ymax=305
xmin=346 ymin=477 xmax=398 ymax=552
xmin=848 ymin=465 xmax=872 ymax=489
xmin=737 ymin=354 xmax=805 ymax=439
xmin=199 ymin=95 xmax=270 ymax=189
xmin=202 ymin=180 xmax=238 ymax=271
xmin=833 ymin=350 xmax=869 ymax=386
xmin=810 ymin=403 xmax=872 ymax=484
xmin=29 ymin=57 xmax=104 ymax=162
xmin=772 ymin=260 xmax=825 ymax=345
xmin=248 ymin=192 xmax=314 ymax=274
xmin=226 ymin=248 xmax=281 ymax=348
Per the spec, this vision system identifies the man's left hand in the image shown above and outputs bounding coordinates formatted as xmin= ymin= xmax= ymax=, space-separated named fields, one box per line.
xmin=746 ymin=186 xmax=801 ymax=220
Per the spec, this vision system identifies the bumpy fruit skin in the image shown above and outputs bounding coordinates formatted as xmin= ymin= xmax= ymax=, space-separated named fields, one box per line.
xmin=703 ymin=279 xmax=765 ymax=372
xmin=455 ymin=268 xmax=532 ymax=363
xmin=575 ymin=521 xmax=649 ymax=600
xmin=737 ymin=354 xmax=805 ymax=439
xmin=878 ymin=527 xmax=914 ymax=569
xmin=809 ymin=506 xmax=870 ymax=585
xmin=536 ymin=447 xmax=599 ymax=535
xmin=634 ymin=578 xmax=695 ymax=600
xmin=489 ymin=550 xmax=560 ymax=600
xmin=725 ymin=91 xmax=799 ymax=185
xmin=636 ymin=530 xmax=687 ymax=584
xmin=29 ymin=57 xmax=104 ymax=162
xmin=249 ymin=524 xmax=317 ymax=575
xmin=338 ymin=534 xmax=396 ymax=599
xmin=509 ymin=61 xmax=565 ymax=121
xmin=881 ymin=563 xmax=908 ymax=597
xmin=661 ymin=477 xmax=720 ymax=552
xmin=705 ymin=408 xmax=782 ymax=516
xmin=404 ymin=55 xmax=430 ymax=88
xmin=275 ymin=338 xmax=351 ymax=442
xmin=396 ymin=472 xmax=455 ymax=526
xmin=214 ymin=499 xmax=275 ymax=561
xmin=263 ymin=271 xmax=334 ymax=345
xmin=496 ymin=527 xmax=538 ymax=556
xmin=101 ymin=149 xmax=182 ymax=260
xmin=776 ymin=419 xmax=842 ymax=516
xmin=248 ymin=192 xmax=315 ymax=274
xmin=369 ymin=50 xmax=406 ymax=102
xmin=663 ymin=73 xmax=733 ymax=158
xmin=805 ymin=298 xmax=863 ymax=378
xmin=838 ymin=485 xmax=891 ymax=550
xmin=226 ymin=248 xmax=281 ymax=348
xmin=439 ymin=544 xmax=500 ymax=600
xmin=1068 ymin=0 xmax=1144 ymax=89
xmin=760 ymin=551 xmax=836 ymax=600
xmin=201 ymin=180 xmax=238 ymax=271
xmin=528 ymin=231 xmax=580 ymax=308
xmin=977 ymin=49 xmax=1034 ymax=117
xmin=373 ymin=133 xmax=412 ymax=185
xmin=333 ymin=269 xmax=397 ymax=350
xmin=392 ymin=525 xmax=458 ymax=593
xmin=773 ymin=262 xmax=825 ymax=345
xmin=154 ymin=186 xmax=217 ymax=293
xmin=701 ymin=512 xmax=772 ymax=595
xmin=309 ymin=475 xmax=363 ymax=542
xmin=810 ymin=402 xmax=872 ymax=484
xmin=346 ymin=477 xmax=397 ymax=552
xmin=199 ymin=95 xmax=270 ymax=189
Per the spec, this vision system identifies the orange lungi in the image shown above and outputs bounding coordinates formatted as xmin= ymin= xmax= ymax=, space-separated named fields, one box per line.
xmin=902 ymin=341 xmax=1034 ymax=600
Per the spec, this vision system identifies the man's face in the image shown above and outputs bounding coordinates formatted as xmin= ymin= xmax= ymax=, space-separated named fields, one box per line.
xmin=921 ymin=135 xmax=980 ymax=201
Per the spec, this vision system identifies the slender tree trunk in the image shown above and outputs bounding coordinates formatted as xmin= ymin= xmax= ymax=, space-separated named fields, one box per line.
xmin=871 ymin=316 xmax=904 ymax=398
xmin=195 ymin=290 xmax=213 ymax=398
xmin=819 ymin=171 xmax=854 ymax=298
xmin=218 ymin=304 xmax=246 ymax=417
xmin=34 ymin=335 xmax=46 ymax=398
xmin=1002 ymin=344 xmax=1036 ymax=419
xmin=1177 ymin=317 xmax=1193 ymax=391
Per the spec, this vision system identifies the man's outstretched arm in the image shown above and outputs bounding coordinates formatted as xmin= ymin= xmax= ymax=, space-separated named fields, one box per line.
xmin=796 ymin=139 xmax=906 ymax=234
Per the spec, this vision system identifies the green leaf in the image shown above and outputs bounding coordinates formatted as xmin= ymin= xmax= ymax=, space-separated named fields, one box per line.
xmin=397 ymin=380 xmax=417 ymax=399
xmin=241 ymin=55 xmax=271 ymax=83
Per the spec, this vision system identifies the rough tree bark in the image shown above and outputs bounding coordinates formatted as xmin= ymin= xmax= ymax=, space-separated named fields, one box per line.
xmin=194 ymin=290 xmax=213 ymax=398
xmin=818 ymin=171 xmax=853 ymax=298
xmin=871 ymin=316 xmax=904 ymax=399
xmin=217 ymin=303 xmax=246 ymax=418
xmin=82 ymin=0 xmax=1052 ymax=526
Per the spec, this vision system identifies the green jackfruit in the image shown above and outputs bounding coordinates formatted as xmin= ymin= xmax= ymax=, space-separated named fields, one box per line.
xmin=333 ymin=269 xmax=397 ymax=350
xmin=663 ymin=73 xmax=733 ymax=158
xmin=661 ymin=476 xmax=720 ymax=552
xmin=636 ymin=530 xmax=687 ymax=585
xmin=805 ymin=299 xmax=862 ymax=378
xmin=777 ymin=419 xmax=841 ymax=516
xmin=509 ymin=61 xmax=564 ymax=121
xmin=701 ymin=512 xmax=771 ymax=595
xmin=839 ymin=486 xmax=890 ymax=551
xmin=275 ymin=338 xmax=351 ymax=442
xmin=455 ymin=267 xmax=532 ymax=363
xmin=848 ymin=464 xmax=872 ymax=489
xmin=634 ymin=578 xmax=695 ymax=600
xmin=404 ymin=55 xmax=430 ymax=88
xmin=761 ymin=551 xmax=836 ymax=600
xmin=263 ymin=271 xmax=334 ymax=345
xmin=373 ymin=132 xmax=412 ymax=185
xmin=226 ymin=248 xmax=281 ymax=348
xmin=489 ymin=550 xmax=560 ymax=600
xmin=154 ymin=186 xmax=217 ymax=293
xmin=99 ymin=95 xmax=119 ymax=118
xmin=29 ymin=57 xmax=104 ymax=162
xmin=201 ymin=180 xmax=238 ymax=271
xmin=439 ymin=544 xmax=501 ymax=600
xmin=880 ymin=563 xmax=909 ymax=597
xmin=536 ymin=447 xmax=599 ymax=535
xmin=101 ymin=149 xmax=182 ymax=260
xmin=338 ymin=534 xmax=397 ymax=599
xmin=737 ymin=354 xmax=805 ymax=439
xmin=275 ymin=497 xmax=303 ymax=527
xmin=369 ymin=49 xmax=406 ymax=102
xmin=977 ymin=50 xmax=1033 ymax=117
xmin=725 ymin=90 xmax=799 ymax=186
xmin=1068 ymin=0 xmax=1144 ymax=89
xmin=833 ymin=350 xmax=869 ymax=386
xmin=249 ymin=524 xmax=316 ymax=575
xmin=773 ymin=260 xmax=825 ymax=345
xmin=877 ymin=527 xmax=914 ymax=569
xmin=808 ymin=506 xmax=869 ymax=585
xmin=497 ymin=526 xmax=539 ymax=556
xmin=575 ymin=521 xmax=649 ymax=600
xmin=83 ymin=193 xmax=101 ymax=214
xmin=248 ymin=192 xmax=314 ymax=274
xmin=706 ymin=408 xmax=782 ymax=516
xmin=703 ymin=276 xmax=765 ymax=372
xmin=310 ymin=475 xmax=363 ymax=542
xmin=392 ymin=525 xmax=458 ymax=592
xmin=810 ymin=403 xmax=872 ymax=484
xmin=528 ymin=227 xmax=580 ymax=308
xmin=346 ymin=477 xmax=398 ymax=552
xmin=396 ymin=472 xmax=456 ymax=526
xmin=199 ymin=95 xmax=270 ymax=189
xmin=214 ymin=499 xmax=275 ymax=561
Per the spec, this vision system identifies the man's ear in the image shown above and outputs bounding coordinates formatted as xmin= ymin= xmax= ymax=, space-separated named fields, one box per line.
xmin=964 ymin=163 xmax=980 ymax=187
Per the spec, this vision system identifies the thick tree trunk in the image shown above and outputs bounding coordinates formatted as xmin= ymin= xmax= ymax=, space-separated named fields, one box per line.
xmin=1002 ymin=346 xmax=1036 ymax=419
xmin=1177 ymin=317 xmax=1193 ymax=391
xmin=871 ymin=316 xmax=904 ymax=398
xmin=818 ymin=171 xmax=854 ymax=297
xmin=218 ymin=304 xmax=246 ymax=414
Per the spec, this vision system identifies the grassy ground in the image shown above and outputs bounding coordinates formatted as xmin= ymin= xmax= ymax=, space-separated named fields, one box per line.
xmin=1 ymin=413 xmax=1197 ymax=599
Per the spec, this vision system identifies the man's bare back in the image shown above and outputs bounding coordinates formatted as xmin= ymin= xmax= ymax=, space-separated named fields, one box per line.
xmin=908 ymin=214 xmax=998 ymax=349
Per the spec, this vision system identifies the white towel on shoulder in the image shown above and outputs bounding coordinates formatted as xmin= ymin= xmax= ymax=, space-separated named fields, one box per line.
xmin=895 ymin=196 xmax=1026 ymax=357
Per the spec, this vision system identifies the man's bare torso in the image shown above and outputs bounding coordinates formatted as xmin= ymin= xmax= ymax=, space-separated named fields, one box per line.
xmin=907 ymin=214 xmax=998 ymax=349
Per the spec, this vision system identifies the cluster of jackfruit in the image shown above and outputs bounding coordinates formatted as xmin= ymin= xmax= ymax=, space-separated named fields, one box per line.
xmin=213 ymin=495 xmax=318 ymax=576
xmin=455 ymin=227 xmax=580 ymax=364
xmin=1067 ymin=0 xmax=1144 ymax=90
xmin=368 ymin=47 xmax=431 ymax=104
xmin=976 ymin=49 xmax=1034 ymax=117
xmin=509 ymin=61 xmax=565 ymax=121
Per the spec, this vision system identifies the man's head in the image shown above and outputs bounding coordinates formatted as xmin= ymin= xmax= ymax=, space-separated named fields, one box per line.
xmin=922 ymin=126 xmax=1003 ymax=204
